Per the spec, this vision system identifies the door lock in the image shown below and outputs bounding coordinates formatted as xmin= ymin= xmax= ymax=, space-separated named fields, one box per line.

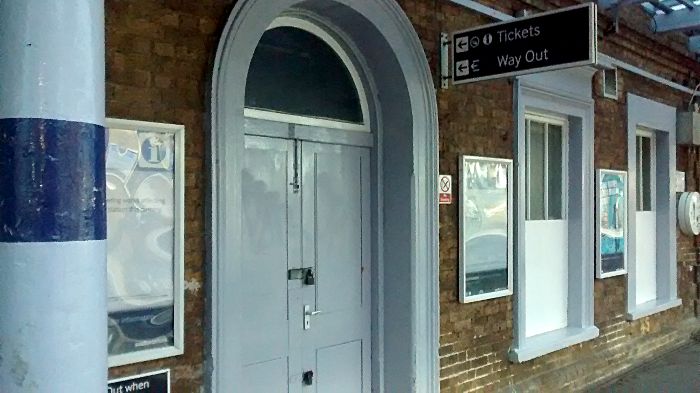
xmin=304 ymin=305 xmax=322 ymax=330
xmin=302 ymin=370 xmax=314 ymax=386
xmin=288 ymin=268 xmax=315 ymax=286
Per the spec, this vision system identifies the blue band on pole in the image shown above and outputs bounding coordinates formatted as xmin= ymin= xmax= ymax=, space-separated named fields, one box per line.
xmin=0 ymin=118 xmax=106 ymax=242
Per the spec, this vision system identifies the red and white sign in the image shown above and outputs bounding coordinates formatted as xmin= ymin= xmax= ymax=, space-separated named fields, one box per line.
xmin=439 ymin=175 xmax=453 ymax=205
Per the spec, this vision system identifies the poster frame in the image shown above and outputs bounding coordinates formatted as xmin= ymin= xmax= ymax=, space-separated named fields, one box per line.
xmin=459 ymin=155 xmax=514 ymax=303
xmin=106 ymin=118 xmax=185 ymax=367
xmin=596 ymin=169 xmax=628 ymax=279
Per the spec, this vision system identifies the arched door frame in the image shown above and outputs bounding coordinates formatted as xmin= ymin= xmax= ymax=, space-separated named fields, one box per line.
xmin=208 ymin=1 xmax=439 ymax=391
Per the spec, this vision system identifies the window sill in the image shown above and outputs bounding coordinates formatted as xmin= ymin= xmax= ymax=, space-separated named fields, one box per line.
xmin=508 ymin=325 xmax=599 ymax=363
xmin=627 ymin=298 xmax=682 ymax=321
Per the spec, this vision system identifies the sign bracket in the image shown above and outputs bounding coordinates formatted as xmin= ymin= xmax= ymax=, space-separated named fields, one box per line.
xmin=440 ymin=32 xmax=451 ymax=90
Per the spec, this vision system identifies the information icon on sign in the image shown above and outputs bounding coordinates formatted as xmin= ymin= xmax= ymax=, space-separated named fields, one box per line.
xmin=483 ymin=33 xmax=493 ymax=45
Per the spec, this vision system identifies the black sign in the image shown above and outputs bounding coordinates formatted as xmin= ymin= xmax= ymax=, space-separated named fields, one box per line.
xmin=108 ymin=370 xmax=169 ymax=393
xmin=452 ymin=3 xmax=596 ymax=84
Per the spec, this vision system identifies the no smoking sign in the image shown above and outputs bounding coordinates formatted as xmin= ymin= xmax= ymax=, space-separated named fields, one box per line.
xmin=439 ymin=175 xmax=452 ymax=205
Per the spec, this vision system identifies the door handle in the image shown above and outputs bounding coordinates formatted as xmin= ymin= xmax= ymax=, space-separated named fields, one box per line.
xmin=304 ymin=305 xmax=323 ymax=330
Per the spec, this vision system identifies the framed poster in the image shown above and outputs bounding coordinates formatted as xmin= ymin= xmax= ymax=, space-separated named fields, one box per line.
xmin=596 ymin=169 xmax=627 ymax=278
xmin=105 ymin=119 xmax=185 ymax=367
xmin=459 ymin=156 xmax=513 ymax=303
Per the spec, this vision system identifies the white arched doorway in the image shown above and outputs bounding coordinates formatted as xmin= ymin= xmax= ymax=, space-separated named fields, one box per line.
xmin=209 ymin=1 xmax=439 ymax=391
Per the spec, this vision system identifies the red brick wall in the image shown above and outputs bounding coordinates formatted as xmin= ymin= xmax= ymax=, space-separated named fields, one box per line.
xmin=405 ymin=1 xmax=700 ymax=391
xmin=105 ymin=1 xmax=234 ymax=390
xmin=105 ymin=1 xmax=700 ymax=392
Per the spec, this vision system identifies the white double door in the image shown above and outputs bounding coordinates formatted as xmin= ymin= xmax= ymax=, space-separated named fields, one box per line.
xmin=240 ymin=132 xmax=371 ymax=393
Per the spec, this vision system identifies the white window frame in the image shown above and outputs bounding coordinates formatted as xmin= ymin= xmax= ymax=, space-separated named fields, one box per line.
xmin=243 ymin=15 xmax=371 ymax=132
xmin=525 ymin=112 xmax=569 ymax=221
xmin=626 ymin=94 xmax=681 ymax=320
xmin=509 ymin=68 xmax=599 ymax=363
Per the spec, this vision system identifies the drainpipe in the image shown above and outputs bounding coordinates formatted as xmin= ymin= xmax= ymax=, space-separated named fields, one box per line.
xmin=0 ymin=1 xmax=108 ymax=391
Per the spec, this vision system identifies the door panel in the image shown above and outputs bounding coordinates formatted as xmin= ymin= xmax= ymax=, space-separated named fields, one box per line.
xmin=636 ymin=212 xmax=657 ymax=304
xmin=313 ymin=147 xmax=364 ymax=312
xmin=242 ymin=133 xmax=371 ymax=392
xmin=241 ymin=136 xmax=294 ymax=383
xmin=242 ymin=358 xmax=290 ymax=393
xmin=524 ymin=220 xmax=568 ymax=337
xmin=301 ymin=142 xmax=371 ymax=393
xmin=316 ymin=341 xmax=364 ymax=393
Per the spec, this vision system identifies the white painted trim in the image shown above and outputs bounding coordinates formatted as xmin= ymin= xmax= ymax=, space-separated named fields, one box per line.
xmin=626 ymin=93 xmax=681 ymax=320
xmin=511 ymin=68 xmax=598 ymax=363
xmin=599 ymin=54 xmax=695 ymax=95
xmin=208 ymin=1 xmax=439 ymax=392
xmin=104 ymin=118 xmax=186 ymax=368
xmin=446 ymin=0 xmax=696 ymax=95
xmin=627 ymin=298 xmax=683 ymax=320
xmin=244 ymin=108 xmax=368 ymax=132
xmin=508 ymin=326 xmax=599 ymax=363
xmin=448 ymin=0 xmax=513 ymax=20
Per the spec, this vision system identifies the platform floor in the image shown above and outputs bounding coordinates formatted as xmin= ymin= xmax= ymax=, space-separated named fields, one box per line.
xmin=591 ymin=341 xmax=700 ymax=393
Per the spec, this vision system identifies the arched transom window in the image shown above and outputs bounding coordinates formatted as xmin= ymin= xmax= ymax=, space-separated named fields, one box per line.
xmin=244 ymin=16 xmax=369 ymax=131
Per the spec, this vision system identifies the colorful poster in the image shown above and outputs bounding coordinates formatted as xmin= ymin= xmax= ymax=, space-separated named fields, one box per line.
xmin=597 ymin=170 xmax=627 ymax=278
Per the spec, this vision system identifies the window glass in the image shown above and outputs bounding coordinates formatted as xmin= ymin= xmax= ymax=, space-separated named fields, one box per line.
xmin=636 ymin=134 xmax=653 ymax=211
xmin=603 ymin=68 xmax=618 ymax=98
xmin=527 ymin=120 xmax=546 ymax=220
xmin=245 ymin=26 xmax=364 ymax=124
xmin=547 ymin=124 xmax=563 ymax=219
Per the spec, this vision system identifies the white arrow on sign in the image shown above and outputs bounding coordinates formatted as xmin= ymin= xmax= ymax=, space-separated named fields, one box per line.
xmin=455 ymin=60 xmax=470 ymax=76
xmin=455 ymin=60 xmax=480 ymax=77
xmin=455 ymin=37 xmax=469 ymax=53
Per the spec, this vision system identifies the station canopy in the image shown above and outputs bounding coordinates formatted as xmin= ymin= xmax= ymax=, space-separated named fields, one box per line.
xmin=599 ymin=0 xmax=700 ymax=54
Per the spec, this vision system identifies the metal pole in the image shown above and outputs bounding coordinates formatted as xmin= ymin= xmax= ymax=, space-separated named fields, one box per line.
xmin=0 ymin=1 xmax=107 ymax=391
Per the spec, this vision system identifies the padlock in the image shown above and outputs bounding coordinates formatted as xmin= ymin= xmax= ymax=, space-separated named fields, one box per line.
xmin=302 ymin=370 xmax=314 ymax=386
xmin=304 ymin=269 xmax=315 ymax=285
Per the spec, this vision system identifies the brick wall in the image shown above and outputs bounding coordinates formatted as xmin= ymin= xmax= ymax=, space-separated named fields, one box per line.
xmin=401 ymin=1 xmax=700 ymax=392
xmin=105 ymin=1 xmax=234 ymax=390
xmin=105 ymin=0 xmax=700 ymax=392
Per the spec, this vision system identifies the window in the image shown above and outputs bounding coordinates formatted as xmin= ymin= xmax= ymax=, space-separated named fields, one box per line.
xmin=525 ymin=114 xmax=566 ymax=220
xmin=635 ymin=130 xmax=654 ymax=212
xmin=625 ymin=93 xmax=681 ymax=321
xmin=244 ymin=18 xmax=368 ymax=128
xmin=603 ymin=68 xmax=618 ymax=100
xmin=510 ymin=70 xmax=598 ymax=364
